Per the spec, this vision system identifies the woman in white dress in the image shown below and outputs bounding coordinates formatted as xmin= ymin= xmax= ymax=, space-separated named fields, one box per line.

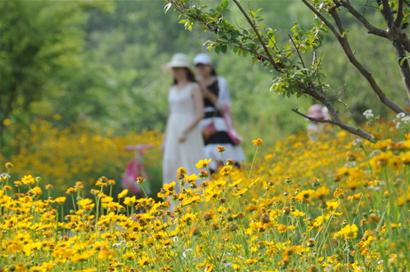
xmin=162 ymin=53 xmax=204 ymax=190
xmin=194 ymin=53 xmax=245 ymax=172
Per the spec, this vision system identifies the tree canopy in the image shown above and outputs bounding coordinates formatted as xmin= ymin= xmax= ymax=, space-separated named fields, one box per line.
xmin=167 ymin=0 xmax=410 ymax=141
xmin=1 ymin=0 xmax=409 ymax=148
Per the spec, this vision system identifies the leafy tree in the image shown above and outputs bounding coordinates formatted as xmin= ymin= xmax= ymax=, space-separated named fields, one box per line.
xmin=0 ymin=0 xmax=109 ymax=145
xmin=166 ymin=0 xmax=410 ymax=141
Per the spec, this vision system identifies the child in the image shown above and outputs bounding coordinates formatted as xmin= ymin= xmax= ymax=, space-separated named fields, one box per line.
xmin=306 ymin=104 xmax=328 ymax=141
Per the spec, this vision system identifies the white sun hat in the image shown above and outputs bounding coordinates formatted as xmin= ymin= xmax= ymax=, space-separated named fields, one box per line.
xmin=194 ymin=53 xmax=212 ymax=65
xmin=167 ymin=53 xmax=191 ymax=68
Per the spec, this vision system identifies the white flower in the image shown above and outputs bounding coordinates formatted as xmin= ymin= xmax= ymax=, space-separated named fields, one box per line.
xmin=352 ymin=138 xmax=363 ymax=146
xmin=396 ymin=112 xmax=406 ymax=119
xmin=0 ymin=173 xmax=10 ymax=180
xmin=369 ymin=150 xmax=381 ymax=157
xmin=345 ymin=161 xmax=357 ymax=168
xmin=182 ymin=248 xmax=192 ymax=258
xmin=401 ymin=116 xmax=410 ymax=124
xmin=363 ymin=109 xmax=374 ymax=119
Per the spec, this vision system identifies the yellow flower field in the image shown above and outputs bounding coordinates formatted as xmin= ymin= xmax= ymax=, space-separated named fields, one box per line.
xmin=1 ymin=120 xmax=162 ymax=195
xmin=0 ymin=123 xmax=409 ymax=271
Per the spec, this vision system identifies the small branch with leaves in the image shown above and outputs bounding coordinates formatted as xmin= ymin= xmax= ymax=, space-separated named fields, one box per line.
xmin=231 ymin=0 xmax=283 ymax=71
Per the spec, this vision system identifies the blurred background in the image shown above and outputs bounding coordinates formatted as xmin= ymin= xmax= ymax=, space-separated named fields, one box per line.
xmin=0 ymin=0 xmax=407 ymax=196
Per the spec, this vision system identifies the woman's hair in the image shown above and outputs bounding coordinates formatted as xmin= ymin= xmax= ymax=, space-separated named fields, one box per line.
xmin=173 ymin=68 xmax=196 ymax=85
xmin=211 ymin=67 xmax=217 ymax=76
xmin=195 ymin=63 xmax=218 ymax=77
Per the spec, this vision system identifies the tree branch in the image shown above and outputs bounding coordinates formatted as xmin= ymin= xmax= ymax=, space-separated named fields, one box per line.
xmin=394 ymin=0 xmax=405 ymax=28
xmin=377 ymin=0 xmax=410 ymax=98
xmin=288 ymin=34 xmax=306 ymax=68
xmin=324 ymin=5 xmax=407 ymax=113
xmin=380 ymin=0 xmax=395 ymax=27
xmin=339 ymin=0 xmax=390 ymax=38
xmin=340 ymin=0 xmax=410 ymax=52
xmin=302 ymin=0 xmax=341 ymax=38
xmin=393 ymin=42 xmax=410 ymax=100
xmin=232 ymin=0 xmax=283 ymax=71
xmin=234 ymin=44 xmax=272 ymax=64
xmin=292 ymin=108 xmax=376 ymax=142
xmin=305 ymin=1 xmax=408 ymax=112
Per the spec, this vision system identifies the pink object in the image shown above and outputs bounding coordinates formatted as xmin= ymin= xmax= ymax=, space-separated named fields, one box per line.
xmin=121 ymin=144 xmax=154 ymax=194
xmin=307 ymin=104 xmax=326 ymax=121
xmin=122 ymin=159 xmax=143 ymax=194
xmin=222 ymin=106 xmax=242 ymax=145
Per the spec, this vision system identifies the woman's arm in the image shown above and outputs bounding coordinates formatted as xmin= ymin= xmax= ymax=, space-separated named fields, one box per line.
xmin=179 ymin=84 xmax=204 ymax=143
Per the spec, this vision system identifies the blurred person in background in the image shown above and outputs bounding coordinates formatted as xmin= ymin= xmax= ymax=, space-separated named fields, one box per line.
xmin=306 ymin=104 xmax=329 ymax=141
xmin=162 ymin=53 xmax=204 ymax=192
xmin=194 ymin=53 xmax=245 ymax=172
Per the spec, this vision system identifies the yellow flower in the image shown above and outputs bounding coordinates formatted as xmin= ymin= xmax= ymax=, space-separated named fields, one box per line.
xmin=5 ymin=162 xmax=14 ymax=169
xmin=204 ymin=263 xmax=214 ymax=272
xmin=296 ymin=189 xmax=315 ymax=201
xmin=220 ymin=165 xmax=232 ymax=176
xmin=216 ymin=145 xmax=225 ymax=152
xmin=65 ymin=187 xmax=76 ymax=194
xmin=326 ymin=200 xmax=340 ymax=210
xmin=176 ymin=167 xmax=187 ymax=179
xmin=96 ymin=176 xmax=108 ymax=187
xmin=333 ymin=224 xmax=359 ymax=239
xmin=77 ymin=198 xmax=95 ymax=210
xmin=333 ymin=187 xmax=344 ymax=198
xmin=124 ymin=196 xmax=137 ymax=206
xmin=158 ymin=181 xmax=176 ymax=199
xmin=312 ymin=214 xmax=330 ymax=228
xmin=315 ymin=186 xmax=330 ymax=199
xmin=2 ymin=118 xmax=12 ymax=126
xmin=184 ymin=174 xmax=199 ymax=184
xmin=29 ymin=186 xmax=42 ymax=195
xmin=195 ymin=159 xmax=212 ymax=169
xmin=108 ymin=179 xmax=116 ymax=185
xmin=264 ymin=154 xmax=273 ymax=160
xmin=118 ymin=189 xmax=128 ymax=199
xmin=369 ymin=152 xmax=395 ymax=172
xmin=252 ymin=137 xmax=263 ymax=146
xmin=136 ymin=176 xmax=144 ymax=184
xmin=21 ymin=174 xmax=35 ymax=185
xmin=74 ymin=181 xmax=84 ymax=191
xmin=138 ymin=255 xmax=150 ymax=266
xmin=71 ymin=249 xmax=95 ymax=263
xmin=55 ymin=196 xmax=66 ymax=204
xmin=181 ymin=195 xmax=201 ymax=206
xmin=290 ymin=209 xmax=305 ymax=217
xmin=233 ymin=187 xmax=248 ymax=196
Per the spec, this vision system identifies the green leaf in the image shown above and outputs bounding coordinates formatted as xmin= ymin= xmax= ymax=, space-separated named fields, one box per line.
xmin=268 ymin=36 xmax=276 ymax=49
xmin=220 ymin=0 xmax=228 ymax=10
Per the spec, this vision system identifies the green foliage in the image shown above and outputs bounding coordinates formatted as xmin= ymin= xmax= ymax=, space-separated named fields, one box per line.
xmin=1 ymin=0 xmax=310 ymax=152
xmin=0 ymin=0 xmax=111 ymax=141
xmin=2 ymin=0 xmax=410 ymax=151
xmin=167 ymin=0 xmax=410 ymax=141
